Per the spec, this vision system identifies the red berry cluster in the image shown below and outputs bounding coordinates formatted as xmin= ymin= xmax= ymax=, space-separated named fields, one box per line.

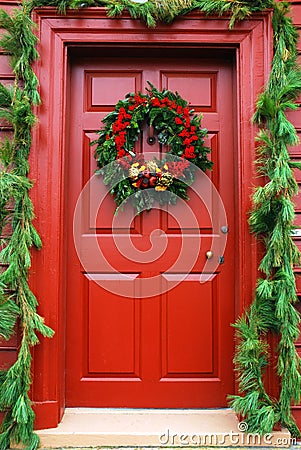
xmin=150 ymin=96 xmax=199 ymax=159
xmin=110 ymin=107 xmax=133 ymax=158
xmin=108 ymin=92 xmax=200 ymax=161
xmin=165 ymin=160 xmax=190 ymax=177
xmin=177 ymin=124 xmax=199 ymax=160
xmin=128 ymin=94 xmax=148 ymax=111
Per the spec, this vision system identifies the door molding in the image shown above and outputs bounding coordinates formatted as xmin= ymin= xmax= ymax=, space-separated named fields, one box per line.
xmin=30 ymin=9 xmax=272 ymax=429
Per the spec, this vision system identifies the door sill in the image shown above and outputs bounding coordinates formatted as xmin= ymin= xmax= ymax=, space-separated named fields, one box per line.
xmin=37 ymin=408 xmax=291 ymax=448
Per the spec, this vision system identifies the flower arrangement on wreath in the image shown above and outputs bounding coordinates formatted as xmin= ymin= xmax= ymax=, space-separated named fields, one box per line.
xmin=94 ymin=83 xmax=212 ymax=213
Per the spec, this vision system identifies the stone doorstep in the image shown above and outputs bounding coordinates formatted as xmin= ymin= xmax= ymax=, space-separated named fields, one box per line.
xmin=36 ymin=408 xmax=292 ymax=448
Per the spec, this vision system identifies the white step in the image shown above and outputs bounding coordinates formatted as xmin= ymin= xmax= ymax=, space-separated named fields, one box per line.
xmin=37 ymin=408 xmax=291 ymax=448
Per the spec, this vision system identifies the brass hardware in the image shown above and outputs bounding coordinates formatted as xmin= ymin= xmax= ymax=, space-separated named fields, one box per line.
xmin=206 ymin=251 xmax=213 ymax=259
xmin=147 ymin=124 xmax=156 ymax=145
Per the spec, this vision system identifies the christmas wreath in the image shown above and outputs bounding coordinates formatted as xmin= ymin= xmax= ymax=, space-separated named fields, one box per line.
xmin=94 ymin=84 xmax=212 ymax=212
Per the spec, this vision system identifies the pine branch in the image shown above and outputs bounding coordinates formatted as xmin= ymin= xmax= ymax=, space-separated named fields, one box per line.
xmin=231 ymin=1 xmax=301 ymax=437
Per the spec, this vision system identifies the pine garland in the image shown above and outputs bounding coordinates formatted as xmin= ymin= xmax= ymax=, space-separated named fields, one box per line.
xmin=0 ymin=0 xmax=300 ymax=448
xmin=0 ymin=6 xmax=54 ymax=450
xmin=229 ymin=2 xmax=301 ymax=437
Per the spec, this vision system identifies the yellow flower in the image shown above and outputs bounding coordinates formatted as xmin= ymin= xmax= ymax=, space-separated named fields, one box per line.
xmin=146 ymin=161 xmax=159 ymax=172
xmin=155 ymin=185 xmax=167 ymax=191
xmin=129 ymin=166 xmax=140 ymax=179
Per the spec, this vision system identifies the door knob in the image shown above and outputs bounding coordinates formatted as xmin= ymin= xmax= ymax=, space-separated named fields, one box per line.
xmin=206 ymin=251 xmax=213 ymax=259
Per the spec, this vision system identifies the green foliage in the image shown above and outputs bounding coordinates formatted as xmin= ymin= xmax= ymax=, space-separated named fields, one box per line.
xmin=0 ymin=4 xmax=54 ymax=449
xmin=190 ymin=0 xmax=274 ymax=28
xmin=0 ymin=299 xmax=19 ymax=340
xmin=229 ymin=1 xmax=301 ymax=437
xmin=29 ymin=0 xmax=192 ymax=26
xmin=0 ymin=6 xmax=40 ymax=104
xmin=27 ymin=0 xmax=277 ymax=28
xmin=0 ymin=0 xmax=300 ymax=447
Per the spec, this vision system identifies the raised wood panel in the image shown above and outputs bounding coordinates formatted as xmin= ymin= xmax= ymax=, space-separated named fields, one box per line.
xmin=0 ymin=218 xmax=12 ymax=237
xmin=205 ymin=133 xmax=218 ymax=162
xmin=86 ymin=71 xmax=142 ymax=112
xmin=204 ymin=133 xmax=218 ymax=183
xmin=0 ymin=78 xmax=14 ymax=88
xmin=82 ymin=132 xmax=141 ymax=233
xmin=0 ymin=322 xmax=18 ymax=372
xmin=294 ymin=188 xmax=301 ymax=211
xmin=0 ymin=80 xmax=14 ymax=133
xmin=295 ymin=271 xmax=301 ymax=297
xmin=0 ymin=333 xmax=17 ymax=348
xmin=161 ymin=72 xmax=217 ymax=111
xmin=84 ymin=132 xmax=98 ymax=183
xmin=0 ymin=350 xmax=17 ymax=369
xmin=161 ymin=275 xmax=214 ymax=376
xmin=295 ymin=213 xmax=301 ymax=227
xmin=165 ymin=185 xmax=212 ymax=231
xmin=0 ymin=2 xmax=18 ymax=11
xmin=294 ymin=239 xmax=301 ymax=259
xmin=0 ymin=54 xmax=13 ymax=77
xmin=93 ymin=188 xmax=141 ymax=233
xmin=292 ymin=5 xmax=301 ymax=27
xmin=0 ymin=130 xmax=13 ymax=141
xmin=288 ymin=131 xmax=301 ymax=157
xmin=86 ymin=273 xmax=141 ymax=376
xmin=164 ymin=132 xmax=217 ymax=232
xmin=287 ymin=109 xmax=301 ymax=128
xmin=293 ymin=165 xmax=301 ymax=183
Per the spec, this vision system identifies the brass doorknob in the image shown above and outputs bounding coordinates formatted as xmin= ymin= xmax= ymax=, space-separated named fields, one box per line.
xmin=206 ymin=251 xmax=213 ymax=259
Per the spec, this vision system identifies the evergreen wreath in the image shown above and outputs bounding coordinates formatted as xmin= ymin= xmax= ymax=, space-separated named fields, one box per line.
xmin=0 ymin=1 xmax=301 ymax=449
xmin=94 ymin=84 xmax=211 ymax=213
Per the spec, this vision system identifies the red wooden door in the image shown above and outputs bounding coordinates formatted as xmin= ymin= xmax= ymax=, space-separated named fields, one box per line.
xmin=65 ymin=49 xmax=235 ymax=407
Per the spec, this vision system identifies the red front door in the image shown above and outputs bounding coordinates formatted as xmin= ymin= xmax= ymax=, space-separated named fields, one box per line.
xmin=65 ymin=48 xmax=236 ymax=407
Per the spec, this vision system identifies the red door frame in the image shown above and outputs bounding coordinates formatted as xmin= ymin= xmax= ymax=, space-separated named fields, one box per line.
xmin=29 ymin=9 xmax=273 ymax=429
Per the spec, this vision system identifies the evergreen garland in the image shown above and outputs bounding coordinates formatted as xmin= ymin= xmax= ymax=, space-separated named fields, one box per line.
xmin=0 ymin=6 xmax=54 ymax=450
xmin=0 ymin=0 xmax=300 ymax=448
xmin=229 ymin=2 xmax=301 ymax=436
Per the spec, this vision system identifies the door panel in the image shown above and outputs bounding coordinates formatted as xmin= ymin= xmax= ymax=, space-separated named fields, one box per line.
xmin=87 ymin=278 xmax=140 ymax=375
xmin=66 ymin=51 xmax=236 ymax=407
xmin=161 ymin=72 xmax=216 ymax=110
xmin=161 ymin=277 xmax=214 ymax=375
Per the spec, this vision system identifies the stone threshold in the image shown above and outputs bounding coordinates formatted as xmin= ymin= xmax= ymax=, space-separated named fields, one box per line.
xmin=37 ymin=408 xmax=291 ymax=448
